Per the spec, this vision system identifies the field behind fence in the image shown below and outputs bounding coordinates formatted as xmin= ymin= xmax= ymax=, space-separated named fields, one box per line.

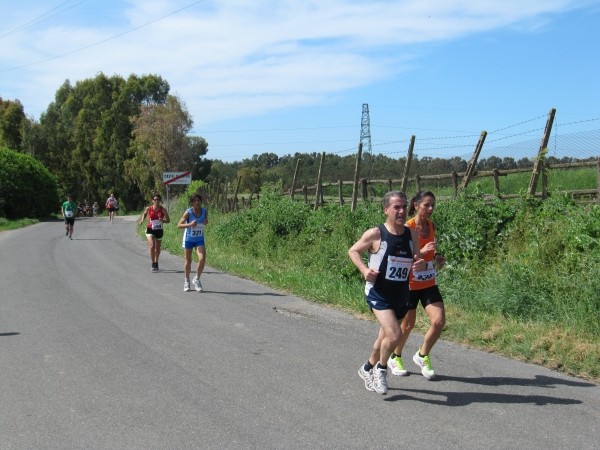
xmin=204 ymin=108 xmax=600 ymax=211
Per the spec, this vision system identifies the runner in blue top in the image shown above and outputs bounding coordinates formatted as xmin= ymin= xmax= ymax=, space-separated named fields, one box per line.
xmin=177 ymin=193 xmax=208 ymax=292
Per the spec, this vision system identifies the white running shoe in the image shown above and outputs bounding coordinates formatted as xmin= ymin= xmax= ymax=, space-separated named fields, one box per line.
xmin=373 ymin=366 xmax=388 ymax=394
xmin=413 ymin=351 xmax=435 ymax=380
xmin=388 ymin=354 xmax=409 ymax=376
xmin=357 ymin=365 xmax=375 ymax=392
xmin=183 ymin=280 xmax=190 ymax=292
xmin=192 ymin=275 xmax=202 ymax=292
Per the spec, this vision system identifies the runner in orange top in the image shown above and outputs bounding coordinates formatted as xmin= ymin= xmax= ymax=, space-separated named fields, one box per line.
xmin=388 ymin=191 xmax=446 ymax=380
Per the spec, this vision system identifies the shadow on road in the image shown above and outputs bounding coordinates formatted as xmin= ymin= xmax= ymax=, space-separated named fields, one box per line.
xmin=433 ymin=373 xmax=596 ymax=388
xmin=206 ymin=290 xmax=285 ymax=297
xmin=67 ymin=238 xmax=111 ymax=241
xmin=0 ymin=332 xmax=20 ymax=337
xmin=383 ymin=373 xmax=595 ymax=405
xmin=384 ymin=388 xmax=583 ymax=406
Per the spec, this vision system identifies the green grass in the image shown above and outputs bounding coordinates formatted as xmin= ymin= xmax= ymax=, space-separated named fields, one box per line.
xmin=463 ymin=167 xmax=597 ymax=196
xmin=193 ymin=186 xmax=600 ymax=384
xmin=312 ymin=167 xmax=597 ymax=204
xmin=0 ymin=217 xmax=40 ymax=231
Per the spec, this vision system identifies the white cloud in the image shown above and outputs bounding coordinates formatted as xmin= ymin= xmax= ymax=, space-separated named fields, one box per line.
xmin=0 ymin=0 xmax=588 ymax=122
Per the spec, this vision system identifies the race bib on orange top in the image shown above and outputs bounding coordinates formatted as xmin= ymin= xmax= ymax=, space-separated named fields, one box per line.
xmin=412 ymin=261 xmax=437 ymax=283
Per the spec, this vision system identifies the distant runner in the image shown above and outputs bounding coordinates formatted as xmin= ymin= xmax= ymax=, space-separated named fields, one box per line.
xmin=105 ymin=193 xmax=118 ymax=223
xmin=61 ymin=194 xmax=77 ymax=240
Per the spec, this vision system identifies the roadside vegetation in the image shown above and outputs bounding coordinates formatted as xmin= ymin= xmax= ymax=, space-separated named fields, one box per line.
xmin=151 ymin=182 xmax=599 ymax=384
xmin=4 ymin=178 xmax=599 ymax=383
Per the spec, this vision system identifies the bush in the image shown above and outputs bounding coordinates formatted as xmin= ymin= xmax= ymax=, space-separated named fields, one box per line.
xmin=441 ymin=194 xmax=600 ymax=334
xmin=433 ymin=194 xmax=520 ymax=265
xmin=0 ymin=147 xmax=59 ymax=219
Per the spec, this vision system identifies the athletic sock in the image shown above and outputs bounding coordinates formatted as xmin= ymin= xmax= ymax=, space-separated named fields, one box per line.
xmin=363 ymin=362 xmax=374 ymax=372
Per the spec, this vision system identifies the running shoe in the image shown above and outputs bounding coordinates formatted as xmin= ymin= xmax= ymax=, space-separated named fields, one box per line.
xmin=357 ymin=365 xmax=375 ymax=392
xmin=192 ymin=275 xmax=202 ymax=292
xmin=388 ymin=354 xmax=409 ymax=376
xmin=373 ymin=365 xmax=388 ymax=394
xmin=413 ymin=351 xmax=435 ymax=380
xmin=183 ymin=280 xmax=191 ymax=292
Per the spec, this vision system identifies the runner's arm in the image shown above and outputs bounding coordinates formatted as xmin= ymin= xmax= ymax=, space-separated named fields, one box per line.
xmin=408 ymin=228 xmax=426 ymax=271
xmin=139 ymin=207 xmax=149 ymax=225
xmin=177 ymin=211 xmax=192 ymax=229
xmin=348 ymin=227 xmax=380 ymax=282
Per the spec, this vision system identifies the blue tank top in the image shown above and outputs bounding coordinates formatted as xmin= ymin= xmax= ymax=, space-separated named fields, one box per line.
xmin=183 ymin=207 xmax=207 ymax=243
xmin=365 ymin=224 xmax=414 ymax=300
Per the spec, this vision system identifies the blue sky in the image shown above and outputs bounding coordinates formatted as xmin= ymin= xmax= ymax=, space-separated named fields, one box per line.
xmin=1 ymin=0 xmax=599 ymax=163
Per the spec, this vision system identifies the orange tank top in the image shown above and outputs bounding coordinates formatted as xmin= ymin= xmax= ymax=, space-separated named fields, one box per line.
xmin=406 ymin=217 xmax=437 ymax=290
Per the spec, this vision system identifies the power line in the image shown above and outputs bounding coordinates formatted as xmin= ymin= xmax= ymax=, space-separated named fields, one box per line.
xmin=0 ymin=0 xmax=206 ymax=73
xmin=0 ymin=0 xmax=85 ymax=40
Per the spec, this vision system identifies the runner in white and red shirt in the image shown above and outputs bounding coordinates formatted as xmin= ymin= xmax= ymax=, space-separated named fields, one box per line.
xmin=139 ymin=194 xmax=170 ymax=272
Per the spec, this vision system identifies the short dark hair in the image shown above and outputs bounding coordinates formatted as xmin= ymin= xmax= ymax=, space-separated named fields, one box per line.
xmin=382 ymin=191 xmax=406 ymax=208
xmin=190 ymin=193 xmax=202 ymax=203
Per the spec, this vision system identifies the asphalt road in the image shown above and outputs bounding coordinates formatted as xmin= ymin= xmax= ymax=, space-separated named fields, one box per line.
xmin=1 ymin=215 xmax=598 ymax=449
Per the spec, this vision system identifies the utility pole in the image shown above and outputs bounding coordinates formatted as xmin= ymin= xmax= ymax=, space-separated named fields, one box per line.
xmin=360 ymin=103 xmax=373 ymax=183
xmin=360 ymin=103 xmax=372 ymax=157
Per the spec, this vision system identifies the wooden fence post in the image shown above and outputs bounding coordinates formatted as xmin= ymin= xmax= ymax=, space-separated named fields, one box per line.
xmin=360 ymin=178 xmax=368 ymax=201
xmin=314 ymin=152 xmax=325 ymax=210
xmin=452 ymin=171 xmax=458 ymax=197
xmin=223 ymin=179 xmax=229 ymax=212
xmin=528 ymin=108 xmax=556 ymax=197
xmin=415 ymin=174 xmax=421 ymax=193
xmin=338 ymin=180 xmax=344 ymax=205
xmin=290 ymin=158 xmax=300 ymax=199
xmin=351 ymin=143 xmax=363 ymax=212
xmin=541 ymin=169 xmax=548 ymax=200
xmin=233 ymin=175 xmax=241 ymax=212
xmin=248 ymin=186 xmax=256 ymax=208
xmin=493 ymin=168 xmax=500 ymax=194
xmin=302 ymin=185 xmax=308 ymax=204
xmin=400 ymin=135 xmax=415 ymax=193
xmin=459 ymin=130 xmax=487 ymax=192
xmin=597 ymin=157 xmax=600 ymax=204
xmin=387 ymin=179 xmax=392 ymax=192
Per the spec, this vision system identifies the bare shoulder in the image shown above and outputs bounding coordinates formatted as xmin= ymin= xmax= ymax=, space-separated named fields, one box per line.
xmin=358 ymin=226 xmax=381 ymax=246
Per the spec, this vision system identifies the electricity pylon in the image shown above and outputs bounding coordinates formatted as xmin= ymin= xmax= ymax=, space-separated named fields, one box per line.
xmin=360 ymin=103 xmax=372 ymax=157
